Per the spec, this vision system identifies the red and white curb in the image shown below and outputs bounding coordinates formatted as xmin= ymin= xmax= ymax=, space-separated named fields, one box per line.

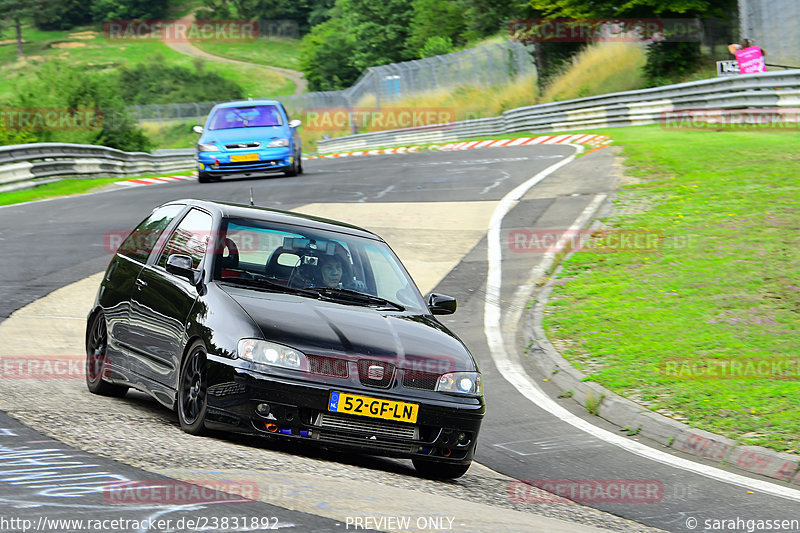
xmin=115 ymin=175 xmax=197 ymax=187
xmin=305 ymin=146 xmax=421 ymax=160
xmin=307 ymin=134 xmax=611 ymax=160
xmin=437 ymin=134 xmax=611 ymax=151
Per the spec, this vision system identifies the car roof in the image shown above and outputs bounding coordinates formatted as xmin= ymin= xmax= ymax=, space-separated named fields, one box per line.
xmin=213 ymin=100 xmax=283 ymax=109
xmin=169 ymin=199 xmax=381 ymax=240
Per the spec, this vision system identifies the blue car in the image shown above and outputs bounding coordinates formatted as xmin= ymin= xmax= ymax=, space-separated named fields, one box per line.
xmin=193 ymin=100 xmax=303 ymax=183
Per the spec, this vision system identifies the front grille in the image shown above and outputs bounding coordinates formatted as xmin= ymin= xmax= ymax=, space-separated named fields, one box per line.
xmin=316 ymin=432 xmax=417 ymax=453
xmin=308 ymin=355 xmax=349 ymax=378
xmin=215 ymin=160 xmax=280 ymax=168
xmin=357 ymin=359 xmax=395 ymax=388
xmin=225 ymin=142 xmax=261 ymax=149
xmin=317 ymin=412 xmax=417 ymax=440
xmin=403 ymin=371 xmax=439 ymax=391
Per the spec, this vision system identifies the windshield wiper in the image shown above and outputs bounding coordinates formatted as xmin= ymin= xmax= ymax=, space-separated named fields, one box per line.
xmin=315 ymin=288 xmax=405 ymax=311
xmin=218 ymin=276 xmax=316 ymax=297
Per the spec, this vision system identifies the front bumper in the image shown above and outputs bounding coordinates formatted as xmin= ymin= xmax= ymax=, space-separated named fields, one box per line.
xmin=205 ymin=357 xmax=485 ymax=464
xmin=197 ymin=148 xmax=293 ymax=174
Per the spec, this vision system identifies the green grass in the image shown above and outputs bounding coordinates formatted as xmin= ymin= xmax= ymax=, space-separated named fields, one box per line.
xmin=0 ymin=23 xmax=293 ymax=102
xmin=141 ymin=120 xmax=200 ymax=149
xmin=0 ymin=171 xmax=194 ymax=206
xmin=193 ymin=38 xmax=302 ymax=71
xmin=542 ymin=126 xmax=800 ymax=452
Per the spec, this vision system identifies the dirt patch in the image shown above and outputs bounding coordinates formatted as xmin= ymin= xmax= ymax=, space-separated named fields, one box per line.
xmin=69 ymin=31 xmax=98 ymax=40
xmin=51 ymin=41 xmax=86 ymax=49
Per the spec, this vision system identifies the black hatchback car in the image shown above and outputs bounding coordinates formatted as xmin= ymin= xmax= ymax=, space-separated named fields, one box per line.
xmin=87 ymin=200 xmax=485 ymax=478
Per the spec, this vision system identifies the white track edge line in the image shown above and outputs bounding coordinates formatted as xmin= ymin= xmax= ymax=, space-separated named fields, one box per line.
xmin=483 ymin=144 xmax=800 ymax=503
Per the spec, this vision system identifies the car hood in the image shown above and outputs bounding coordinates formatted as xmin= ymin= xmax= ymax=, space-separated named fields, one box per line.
xmin=201 ymin=126 xmax=287 ymax=146
xmin=221 ymin=285 xmax=477 ymax=372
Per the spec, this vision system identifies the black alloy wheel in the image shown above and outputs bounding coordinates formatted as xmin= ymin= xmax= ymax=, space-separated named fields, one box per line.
xmin=178 ymin=341 xmax=209 ymax=435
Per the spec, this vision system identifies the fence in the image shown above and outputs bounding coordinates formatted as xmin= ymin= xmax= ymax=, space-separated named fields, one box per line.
xmin=315 ymin=70 xmax=800 ymax=153
xmin=128 ymin=41 xmax=535 ymax=122
xmin=0 ymin=143 xmax=195 ymax=193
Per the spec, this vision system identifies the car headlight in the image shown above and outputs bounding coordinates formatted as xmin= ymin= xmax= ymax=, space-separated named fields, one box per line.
xmin=267 ymin=138 xmax=290 ymax=148
xmin=237 ymin=339 xmax=307 ymax=371
xmin=436 ymin=372 xmax=481 ymax=395
xmin=198 ymin=143 xmax=220 ymax=152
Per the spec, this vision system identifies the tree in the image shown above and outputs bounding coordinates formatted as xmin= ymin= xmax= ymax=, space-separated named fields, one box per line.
xmin=90 ymin=0 xmax=170 ymax=22
xmin=34 ymin=0 xmax=94 ymax=30
xmin=198 ymin=0 xmax=334 ymax=34
xmin=341 ymin=0 xmax=415 ymax=72
xmin=528 ymin=0 xmax=737 ymax=85
xmin=0 ymin=0 xmax=40 ymax=60
xmin=299 ymin=15 xmax=360 ymax=90
xmin=529 ymin=0 xmax=734 ymax=18
xmin=420 ymin=36 xmax=455 ymax=58
xmin=405 ymin=0 xmax=465 ymax=57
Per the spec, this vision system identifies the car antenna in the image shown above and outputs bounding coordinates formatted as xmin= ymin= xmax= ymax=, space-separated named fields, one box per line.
xmin=249 ymin=187 xmax=254 ymax=206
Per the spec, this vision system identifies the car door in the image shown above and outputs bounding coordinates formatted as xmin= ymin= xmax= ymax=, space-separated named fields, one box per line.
xmin=102 ymin=204 xmax=186 ymax=369
xmin=127 ymin=207 xmax=214 ymax=387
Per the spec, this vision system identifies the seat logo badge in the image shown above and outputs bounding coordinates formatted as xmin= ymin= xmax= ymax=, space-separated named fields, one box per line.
xmin=367 ymin=365 xmax=384 ymax=380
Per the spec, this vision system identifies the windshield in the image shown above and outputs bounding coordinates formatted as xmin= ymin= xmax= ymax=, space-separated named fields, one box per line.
xmin=208 ymin=105 xmax=283 ymax=130
xmin=213 ymin=218 xmax=427 ymax=312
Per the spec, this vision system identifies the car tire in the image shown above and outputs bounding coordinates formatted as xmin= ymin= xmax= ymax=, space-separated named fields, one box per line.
xmin=412 ymin=459 xmax=472 ymax=480
xmin=297 ymin=156 xmax=303 ymax=175
xmin=283 ymin=156 xmax=299 ymax=177
xmin=198 ymin=171 xmax=212 ymax=183
xmin=85 ymin=312 xmax=129 ymax=397
xmin=177 ymin=341 xmax=209 ymax=435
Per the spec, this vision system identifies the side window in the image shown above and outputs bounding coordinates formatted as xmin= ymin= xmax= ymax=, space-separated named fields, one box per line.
xmin=118 ymin=204 xmax=184 ymax=263
xmin=157 ymin=209 xmax=213 ymax=270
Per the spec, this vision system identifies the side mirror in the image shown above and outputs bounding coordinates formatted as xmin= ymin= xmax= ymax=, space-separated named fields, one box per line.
xmin=428 ymin=293 xmax=457 ymax=315
xmin=192 ymin=125 xmax=204 ymax=134
xmin=166 ymin=254 xmax=199 ymax=284
xmin=289 ymin=119 xmax=302 ymax=128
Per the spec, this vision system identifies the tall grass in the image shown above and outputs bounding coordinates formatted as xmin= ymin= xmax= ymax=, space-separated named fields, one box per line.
xmin=540 ymin=42 xmax=647 ymax=102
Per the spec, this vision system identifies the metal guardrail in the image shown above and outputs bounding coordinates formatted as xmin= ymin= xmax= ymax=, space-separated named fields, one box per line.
xmin=0 ymin=143 xmax=195 ymax=193
xmin=316 ymin=70 xmax=800 ymax=153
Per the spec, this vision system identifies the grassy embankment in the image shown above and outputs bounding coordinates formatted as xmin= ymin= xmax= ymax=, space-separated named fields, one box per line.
xmin=543 ymin=126 xmax=800 ymax=452
xmin=0 ymin=25 xmax=293 ymax=103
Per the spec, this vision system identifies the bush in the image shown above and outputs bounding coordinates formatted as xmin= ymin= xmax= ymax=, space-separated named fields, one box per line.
xmin=10 ymin=62 xmax=152 ymax=152
xmin=419 ymin=36 xmax=454 ymax=58
xmin=644 ymin=42 xmax=701 ymax=87
xmin=116 ymin=56 xmax=244 ymax=105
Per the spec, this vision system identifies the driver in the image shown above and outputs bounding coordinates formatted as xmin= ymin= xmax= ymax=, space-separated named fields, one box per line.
xmin=319 ymin=255 xmax=344 ymax=288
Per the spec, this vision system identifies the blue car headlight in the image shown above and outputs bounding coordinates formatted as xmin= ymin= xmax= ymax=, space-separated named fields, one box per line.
xmin=267 ymin=138 xmax=290 ymax=148
xmin=436 ymin=372 xmax=482 ymax=395
xmin=198 ymin=143 xmax=220 ymax=152
xmin=237 ymin=339 xmax=308 ymax=371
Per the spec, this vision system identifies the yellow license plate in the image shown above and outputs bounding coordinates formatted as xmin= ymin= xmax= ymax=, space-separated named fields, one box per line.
xmin=329 ymin=392 xmax=418 ymax=423
xmin=231 ymin=153 xmax=259 ymax=162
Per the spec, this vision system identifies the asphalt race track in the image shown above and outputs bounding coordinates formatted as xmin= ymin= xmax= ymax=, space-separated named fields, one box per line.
xmin=1 ymin=145 xmax=800 ymax=533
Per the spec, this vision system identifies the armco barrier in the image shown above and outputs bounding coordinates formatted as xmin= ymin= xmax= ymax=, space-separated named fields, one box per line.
xmin=317 ymin=70 xmax=800 ymax=154
xmin=0 ymin=143 xmax=195 ymax=192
